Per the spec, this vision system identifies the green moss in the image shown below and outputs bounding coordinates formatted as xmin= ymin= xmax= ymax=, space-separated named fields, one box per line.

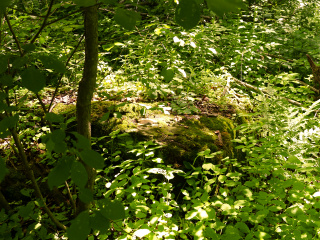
xmin=52 ymin=100 xmax=240 ymax=167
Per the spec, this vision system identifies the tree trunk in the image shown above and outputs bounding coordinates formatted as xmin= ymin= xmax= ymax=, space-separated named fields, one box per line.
xmin=76 ymin=4 xmax=98 ymax=214
xmin=306 ymin=54 xmax=320 ymax=98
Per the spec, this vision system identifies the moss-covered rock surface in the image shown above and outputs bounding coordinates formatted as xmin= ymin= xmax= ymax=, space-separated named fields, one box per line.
xmin=53 ymin=100 xmax=243 ymax=166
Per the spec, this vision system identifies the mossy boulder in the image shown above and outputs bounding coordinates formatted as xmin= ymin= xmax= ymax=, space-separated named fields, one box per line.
xmin=53 ymin=101 xmax=243 ymax=166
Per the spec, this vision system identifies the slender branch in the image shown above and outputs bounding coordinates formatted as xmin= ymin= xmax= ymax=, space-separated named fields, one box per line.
xmin=46 ymin=8 xmax=83 ymax=27
xmin=231 ymin=76 xmax=302 ymax=106
xmin=65 ymin=181 xmax=77 ymax=213
xmin=10 ymin=127 xmax=66 ymax=230
xmin=30 ymin=0 xmax=55 ymax=44
xmin=4 ymin=13 xmax=23 ymax=56
xmin=294 ymin=79 xmax=319 ymax=93
xmin=48 ymin=34 xmax=85 ymax=111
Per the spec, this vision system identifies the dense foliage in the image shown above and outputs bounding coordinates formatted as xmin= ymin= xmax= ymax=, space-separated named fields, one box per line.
xmin=1 ymin=0 xmax=320 ymax=239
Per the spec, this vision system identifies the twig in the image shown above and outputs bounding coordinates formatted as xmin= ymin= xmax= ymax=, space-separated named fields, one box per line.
xmin=231 ymin=76 xmax=303 ymax=106
xmin=30 ymin=0 xmax=55 ymax=44
xmin=48 ymin=34 xmax=85 ymax=111
xmin=4 ymin=13 xmax=23 ymax=56
xmin=65 ymin=181 xmax=77 ymax=214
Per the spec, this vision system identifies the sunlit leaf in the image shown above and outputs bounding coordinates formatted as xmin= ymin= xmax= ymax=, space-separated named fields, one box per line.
xmin=175 ymin=0 xmax=200 ymax=30
xmin=206 ymin=0 xmax=246 ymax=17
xmin=133 ymin=229 xmax=151 ymax=238
xmin=67 ymin=211 xmax=91 ymax=240
xmin=71 ymin=161 xmax=88 ymax=188
xmin=21 ymin=67 xmax=46 ymax=93
xmin=114 ymin=8 xmax=141 ymax=31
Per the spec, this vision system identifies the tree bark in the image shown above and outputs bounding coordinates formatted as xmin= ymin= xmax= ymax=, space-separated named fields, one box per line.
xmin=76 ymin=4 xmax=99 ymax=214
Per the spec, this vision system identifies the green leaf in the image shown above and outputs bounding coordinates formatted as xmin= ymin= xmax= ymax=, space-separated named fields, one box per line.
xmin=206 ymin=0 xmax=246 ymax=17
xmin=39 ymin=55 xmax=66 ymax=73
xmin=21 ymin=67 xmax=46 ymax=93
xmin=0 ymin=115 xmax=19 ymax=137
xmin=12 ymin=56 xmax=28 ymax=70
xmin=45 ymin=112 xmax=64 ymax=123
xmin=0 ymin=157 xmax=8 ymax=182
xmin=72 ymin=132 xmax=91 ymax=151
xmin=0 ymin=54 xmax=9 ymax=74
xmin=48 ymin=156 xmax=74 ymax=189
xmin=100 ymin=112 xmax=110 ymax=122
xmin=202 ymin=163 xmax=214 ymax=170
xmin=22 ymin=43 xmax=36 ymax=53
xmin=50 ymin=129 xmax=67 ymax=153
xmin=161 ymin=68 xmax=175 ymax=82
xmin=90 ymin=211 xmax=111 ymax=234
xmin=175 ymin=0 xmax=200 ymax=30
xmin=71 ymin=161 xmax=88 ymax=188
xmin=80 ymin=149 xmax=104 ymax=169
xmin=79 ymin=188 xmax=94 ymax=203
xmin=98 ymin=199 xmax=125 ymax=220
xmin=73 ymin=0 xmax=95 ymax=7
xmin=0 ymin=75 xmax=13 ymax=87
xmin=100 ymin=0 xmax=117 ymax=4
xmin=0 ymin=0 xmax=11 ymax=15
xmin=287 ymin=155 xmax=301 ymax=164
xmin=18 ymin=202 xmax=35 ymax=218
xmin=67 ymin=211 xmax=91 ymax=240
xmin=114 ymin=8 xmax=141 ymax=31
xmin=235 ymin=222 xmax=250 ymax=234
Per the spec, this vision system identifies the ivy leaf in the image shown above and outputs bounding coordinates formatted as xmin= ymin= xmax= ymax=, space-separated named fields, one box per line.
xmin=114 ymin=8 xmax=141 ymax=31
xmin=175 ymin=0 xmax=200 ymax=30
xmin=80 ymin=149 xmax=104 ymax=169
xmin=206 ymin=0 xmax=246 ymax=17
xmin=48 ymin=156 xmax=74 ymax=189
xmin=90 ymin=211 xmax=110 ymax=234
xmin=0 ymin=157 xmax=8 ymax=182
xmin=71 ymin=161 xmax=88 ymax=188
xmin=67 ymin=211 xmax=91 ymax=240
xmin=21 ymin=67 xmax=46 ymax=93
xmin=39 ymin=55 xmax=66 ymax=73
xmin=73 ymin=0 xmax=95 ymax=7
